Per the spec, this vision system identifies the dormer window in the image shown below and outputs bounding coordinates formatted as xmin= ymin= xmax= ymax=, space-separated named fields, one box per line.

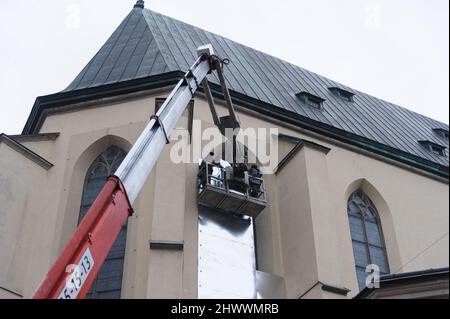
xmin=433 ymin=128 xmax=449 ymax=140
xmin=419 ymin=141 xmax=447 ymax=157
xmin=296 ymin=92 xmax=325 ymax=109
xmin=329 ymin=87 xmax=355 ymax=102
xmin=431 ymin=145 xmax=445 ymax=156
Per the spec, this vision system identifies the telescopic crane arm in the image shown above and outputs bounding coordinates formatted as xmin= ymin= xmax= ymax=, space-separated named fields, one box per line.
xmin=32 ymin=44 xmax=239 ymax=299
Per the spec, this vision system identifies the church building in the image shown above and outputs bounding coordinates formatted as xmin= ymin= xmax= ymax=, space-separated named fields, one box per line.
xmin=0 ymin=1 xmax=448 ymax=299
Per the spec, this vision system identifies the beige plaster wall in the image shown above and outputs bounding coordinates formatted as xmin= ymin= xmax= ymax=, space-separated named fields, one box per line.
xmin=0 ymin=89 xmax=448 ymax=299
xmin=0 ymin=143 xmax=48 ymax=297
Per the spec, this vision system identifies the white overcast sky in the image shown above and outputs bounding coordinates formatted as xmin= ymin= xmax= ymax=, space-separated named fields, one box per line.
xmin=0 ymin=0 xmax=448 ymax=135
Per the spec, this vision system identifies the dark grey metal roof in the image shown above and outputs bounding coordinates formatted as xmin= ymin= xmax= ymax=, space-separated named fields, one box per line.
xmin=355 ymin=267 xmax=449 ymax=299
xmin=379 ymin=267 xmax=449 ymax=283
xmin=64 ymin=6 xmax=449 ymax=167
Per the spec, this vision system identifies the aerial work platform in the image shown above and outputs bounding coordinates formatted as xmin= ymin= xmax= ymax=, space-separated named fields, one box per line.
xmin=197 ymin=162 xmax=267 ymax=218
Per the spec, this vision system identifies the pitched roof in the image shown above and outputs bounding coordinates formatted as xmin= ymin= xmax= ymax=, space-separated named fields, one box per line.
xmin=61 ymin=6 xmax=448 ymax=169
xmin=355 ymin=267 xmax=449 ymax=299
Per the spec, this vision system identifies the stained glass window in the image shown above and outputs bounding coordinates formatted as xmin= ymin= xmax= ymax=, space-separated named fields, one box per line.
xmin=79 ymin=146 xmax=127 ymax=299
xmin=348 ymin=190 xmax=390 ymax=291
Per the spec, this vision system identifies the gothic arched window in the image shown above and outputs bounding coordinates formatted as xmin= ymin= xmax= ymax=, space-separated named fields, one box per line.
xmin=347 ymin=190 xmax=390 ymax=291
xmin=79 ymin=146 xmax=127 ymax=299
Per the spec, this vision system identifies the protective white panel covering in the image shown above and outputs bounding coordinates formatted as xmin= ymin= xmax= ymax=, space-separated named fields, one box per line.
xmin=198 ymin=207 xmax=256 ymax=299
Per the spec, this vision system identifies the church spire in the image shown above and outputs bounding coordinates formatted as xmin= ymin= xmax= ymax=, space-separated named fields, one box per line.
xmin=134 ymin=0 xmax=145 ymax=9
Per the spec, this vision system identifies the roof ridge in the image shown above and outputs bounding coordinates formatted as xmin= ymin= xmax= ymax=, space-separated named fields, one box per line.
xmin=141 ymin=9 xmax=174 ymax=72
